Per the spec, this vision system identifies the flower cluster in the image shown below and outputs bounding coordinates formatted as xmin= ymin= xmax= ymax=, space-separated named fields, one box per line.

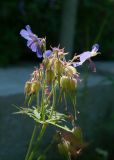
xmin=20 ymin=25 xmax=100 ymax=94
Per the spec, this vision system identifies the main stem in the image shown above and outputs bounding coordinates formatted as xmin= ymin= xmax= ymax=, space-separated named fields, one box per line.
xmin=25 ymin=125 xmax=38 ymax=160
xmin=25 ymin=92 xmax=40 ymax=160
xmin=28 ymin=124 xmax=47 ymax=160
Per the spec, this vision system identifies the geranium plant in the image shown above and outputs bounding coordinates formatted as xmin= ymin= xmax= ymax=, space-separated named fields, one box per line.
xmin=16 ymin=25 xmax=99 ymax=160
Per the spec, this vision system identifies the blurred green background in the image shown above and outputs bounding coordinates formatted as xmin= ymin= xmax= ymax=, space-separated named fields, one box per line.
xmin=0 ymin=0 xmax=114 ymax=66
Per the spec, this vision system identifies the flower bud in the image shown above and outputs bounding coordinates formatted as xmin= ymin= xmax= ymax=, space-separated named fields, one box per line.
xmin=24 ymin=81 xmax=32 ymax=95
xmin=60 ymin=76 xmax=77 ymax=91
xmin=31 ymin=81 xmax=41 ymax=94
xmin=46 ymin=69 xmax=55 ymax=84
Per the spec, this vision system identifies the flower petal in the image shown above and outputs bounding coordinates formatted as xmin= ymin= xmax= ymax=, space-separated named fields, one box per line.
xmin=80 ymin=51 xmax=91 ymax=63
xmin=25 ymin=25 xmax=32 ymax=34
xmin=92 ymin=44 xmax=99 ymax=52
xmin=27 ymin=40 xmax=37 ymax=52
xmin=73 ymin=62 xmax=83 ymax=67
xmin=27 ymin=40 xmax=32 ymax=47
xmin=20 ymin=29 xmax=31 ymax=40
xmin=36 ymin=46 xmax=42 ymax=58
xmin=30 ymin=43 xmax=37 ymax=52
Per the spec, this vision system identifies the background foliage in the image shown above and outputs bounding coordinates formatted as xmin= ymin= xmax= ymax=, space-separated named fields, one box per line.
xmin=0 ymin=0 xmax=114 ymax=65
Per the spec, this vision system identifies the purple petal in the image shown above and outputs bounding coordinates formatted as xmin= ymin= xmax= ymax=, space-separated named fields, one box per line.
xmin=27 ymin=40 xmax=33 ymax=47
xmin=92 ymin=44 xmax=99 ymax=52
xmin=20 ymin=29 xmax=31 ymax=40
xmin=80 ymin=51 xmax=91 ymax=62
xmin=44 ymin=50 xmax=52 ymax=58
xmin=27 ymin=40 xmax=37 ymax=52
xmin=36 ymin=46 xmax=42 ymax=58
xmin=30 ymin=43 xmax=37 ymax=52
xmin=25 ymin=25 xmax=32 ymax=34
xmin=73 ymin=62 xmax=83 ymax=67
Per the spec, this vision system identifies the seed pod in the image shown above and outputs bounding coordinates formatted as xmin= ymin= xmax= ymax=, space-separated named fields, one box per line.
xmin=54 ymin=59 xmax=64 ymax=75
xmin=60 ymin=76 xmax=77 ymax=91
xmin=43 ymin=58 xmax=53 ymax=69
xmin=65 ymin=66 xmax=77 ymax=77
xmin=24 ymin=81 xmax=32 ymax=95
xmin=72 ymin=127 xmax=83 ymax=143
xmin=60 ymin=76 xmax=68 ymax=90
xmin=46 ymin=69 xmax=55 ymax=84
xmin=31 ymin=81 xmax=41 ymax=94
xmin=58 ymin=142 xmax=70 ymax=158
xmin=69 ymin=78 xmax=77 ymax=91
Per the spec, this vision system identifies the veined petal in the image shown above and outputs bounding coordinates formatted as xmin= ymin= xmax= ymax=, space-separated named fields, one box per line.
xmin=36 ymin=46 xmax=42 ymax=58
xmin=27 ymin=40 xmax=33 ymax=47
xmin=27 ymin=40 xmax=37 ymax=52
xmin=20 ymin=29 xmax=31 ymax=40
xmin=30 ymin=43 xmax=37 ymax=52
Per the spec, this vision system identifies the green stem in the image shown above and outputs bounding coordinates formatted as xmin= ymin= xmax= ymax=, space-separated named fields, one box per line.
xmin=36 ymin=135 xmax=55 ymax=159
xmin=43 ymin=135 xmax=55 ymax=154
xmin=41 ymin=80 xmax=46 ymax=121
xmin=28 ymin=124 xmax=47 ymax=160
xmin=37 ymin=124 xmax=47 ymax=143
xmin=94 ymin=14 xmax=108 ymax=43
xmin=67 ymin=153 xmax=71 ymax=160
xmin=64 ymin=92 xmax=67 ymax=112
xmin=36 ymin=92 xmax=39 ymax=108
xmin=48 ymin=121 xmax=71 ymax=132
xmin=25 ymin=125 xmax=38 ymax=160
xmin=25 ymin=91 xmax=40 ymax=160
xmin=72 ymin=93 xmax=77 ymax=120
xmin=50 ymin=83 xmax=56 ymax=118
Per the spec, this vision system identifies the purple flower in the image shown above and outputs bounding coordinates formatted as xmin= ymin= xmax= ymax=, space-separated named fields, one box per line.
xmin=20 ymin=25 xmax=43 ymax=58
xmin=73 ymin=44 xmax=99 ymax=67
xmin=44 ymin=50 xmax=52 ymax=58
